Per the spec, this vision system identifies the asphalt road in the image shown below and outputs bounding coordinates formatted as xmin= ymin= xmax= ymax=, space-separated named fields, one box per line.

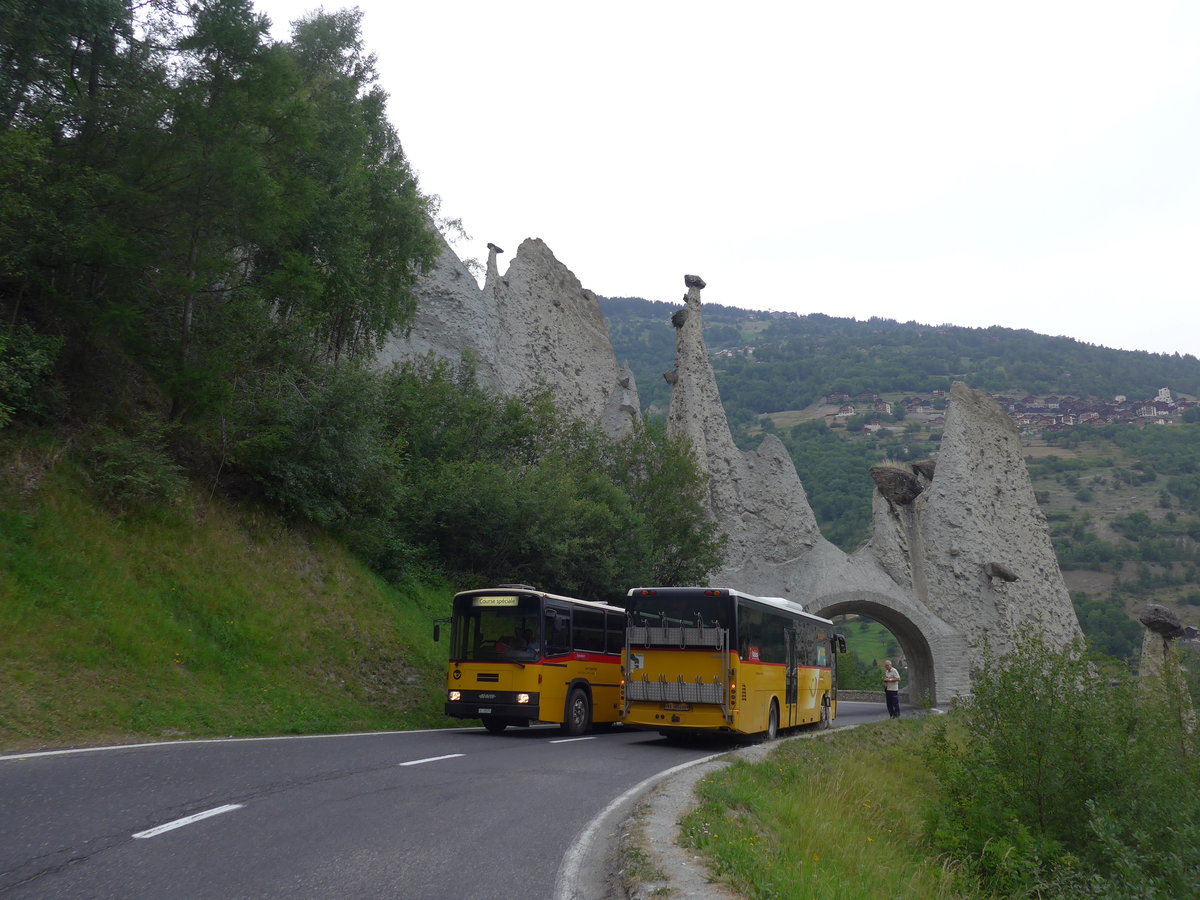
xmin=1 ymin=725 xmax=730 ymax=899
xmin=1 ymin=702 xmax=892 ymax=899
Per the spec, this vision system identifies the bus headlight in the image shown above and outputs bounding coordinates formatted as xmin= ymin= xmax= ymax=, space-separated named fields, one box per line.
xmin=517 ymin=693 xmax=531 ymax=704
xmin=448 ymin=690 xmax=462 ymax=701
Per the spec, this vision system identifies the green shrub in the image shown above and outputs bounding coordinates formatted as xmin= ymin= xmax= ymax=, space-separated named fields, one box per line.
xmin=923 ymin=638 xmax=1200 ymax=897
xmin=0 ymin=326 xmax=63 ymax=427
xmin=81 ymin=419 xmax=186 ymax=510
xmin=382 ymin=357 xmax=722 ymax=596
xmin=226 ymin=363 xmax=415 ymax=577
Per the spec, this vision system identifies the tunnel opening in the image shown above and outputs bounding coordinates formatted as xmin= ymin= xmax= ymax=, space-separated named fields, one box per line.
xmin=833 ymin=614 xmax=907 ymax=691
xmin=817 ymin=597 xmax=937 ymax=707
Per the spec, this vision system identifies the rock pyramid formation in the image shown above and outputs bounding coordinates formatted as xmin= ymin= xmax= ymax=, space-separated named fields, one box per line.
xmin=665 ymin=275 xmax=824 ymax=569
xmin=376 ymin=234 xmax=639 ymax=440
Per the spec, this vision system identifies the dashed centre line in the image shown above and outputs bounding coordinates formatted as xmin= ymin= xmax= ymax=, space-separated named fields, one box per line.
xmin=122 ymin=737 xmax=590 ymax=840
xmin=398 ymin=753 xmax=465 ymax=766
xmin=132 ymin=804 xmax=244 ymax=839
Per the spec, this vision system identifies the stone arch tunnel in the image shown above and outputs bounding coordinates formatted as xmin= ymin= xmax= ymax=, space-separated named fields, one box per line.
xmin=814 ymin=595 xmax=938 ymax=706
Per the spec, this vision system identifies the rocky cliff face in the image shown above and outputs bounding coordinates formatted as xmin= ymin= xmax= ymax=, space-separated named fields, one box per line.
xmin=666 ymin=277 xmax=822 ymax=571
xmin=376 ymin=235 xmax=639 ymax=439
xmin=375 ymin=228 xmax=504 ymax=389
xmin=910 ymin=382 xmax=1083 ymax=654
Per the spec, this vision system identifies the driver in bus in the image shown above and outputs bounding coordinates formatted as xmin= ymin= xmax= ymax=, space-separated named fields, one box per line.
xmin=522 ymin=628 xmax=540 ymax=654
xmin=496 ymin=632 xmax=523 ymax=653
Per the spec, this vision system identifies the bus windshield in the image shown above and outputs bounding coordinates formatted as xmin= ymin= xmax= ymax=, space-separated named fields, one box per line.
xmin=450 ymin=593 xmax=543 ymax=662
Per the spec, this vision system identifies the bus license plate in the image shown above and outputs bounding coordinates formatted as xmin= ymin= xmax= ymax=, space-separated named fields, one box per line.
xmin=478 ymin=708 xmax=492 ymax=713
xmin=663 ymin=703 xmax=690 ymax=711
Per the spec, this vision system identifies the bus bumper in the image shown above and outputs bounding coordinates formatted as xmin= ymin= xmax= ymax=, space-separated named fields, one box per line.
xmin=622 ymin=701 xmax=732 ymax=732
xmin=445 ymin=692 xmax=540 ymax=721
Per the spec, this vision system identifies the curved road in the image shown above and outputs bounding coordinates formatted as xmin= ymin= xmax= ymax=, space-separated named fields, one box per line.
xmin=0 ymin=702 xmax=889 ymax=899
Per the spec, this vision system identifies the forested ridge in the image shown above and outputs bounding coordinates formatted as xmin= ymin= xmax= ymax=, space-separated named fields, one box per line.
xmin=600 ymin=296 xmax=1200 ymax=416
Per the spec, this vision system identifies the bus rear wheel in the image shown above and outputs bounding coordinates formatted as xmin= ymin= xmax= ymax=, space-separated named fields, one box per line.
xmin=762 ymin=700 xmax=780 ymax=741
xmin=563 ymin=687 xmax=591 ymax=736
xmin=481 ymin=716 xmax=507 ymax=734
xmin=819 ymin=697 xmax=831 ymax=730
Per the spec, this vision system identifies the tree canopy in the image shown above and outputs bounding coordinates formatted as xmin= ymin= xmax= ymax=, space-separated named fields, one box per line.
xmin=0 ymin=2 xmax=724 ymax=597
xmin=1 ymin=0 xmax=439 ymax=426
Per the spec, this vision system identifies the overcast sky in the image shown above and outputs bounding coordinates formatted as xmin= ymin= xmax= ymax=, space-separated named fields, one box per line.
xmin=257 ymin=1 xmax=1200 ymax=359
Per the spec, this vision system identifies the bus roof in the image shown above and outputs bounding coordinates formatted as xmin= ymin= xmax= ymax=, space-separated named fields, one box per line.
xmin=626 ymin=586 xmax=833 ymax=626
xmin=455 ymin=586 xmax=626 ymax=615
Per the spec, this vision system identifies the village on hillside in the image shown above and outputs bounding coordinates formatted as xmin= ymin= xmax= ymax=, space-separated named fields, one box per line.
xmin=820 ymin=387 xmax=1199 ymax=435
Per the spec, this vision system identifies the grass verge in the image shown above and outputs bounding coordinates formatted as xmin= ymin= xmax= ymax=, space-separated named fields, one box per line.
xmin=679 ymin=719 xmax=970 ymax=900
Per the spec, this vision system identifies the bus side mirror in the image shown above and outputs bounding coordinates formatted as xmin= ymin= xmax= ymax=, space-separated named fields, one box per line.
xmin=433 ymin=624 xmax=441 ymax=642
xmin=835 ymin=634 xmax=847 ymax=653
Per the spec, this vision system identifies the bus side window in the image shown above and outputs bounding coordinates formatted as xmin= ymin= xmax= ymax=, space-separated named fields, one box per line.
xmin=545 ymin=609 xmax=571 ymax=656
xmin=605 ymin=611 xmax=625 ymax=655
xmin=762 ymin=614 xmax=785 ymax=664
xmin=575 ymin=609 xmax=605 ymax=652
xmin=739 ymin=604 xmax=762 ymax=660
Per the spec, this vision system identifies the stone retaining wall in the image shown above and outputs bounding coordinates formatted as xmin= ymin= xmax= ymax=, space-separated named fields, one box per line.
xmin=838 ymin=690 xmax=909 ymax=703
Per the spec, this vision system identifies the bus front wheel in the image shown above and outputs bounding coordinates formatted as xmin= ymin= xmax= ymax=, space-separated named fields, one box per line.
xmin=563 ymin=687 xmax=591 ymax=736
xmin=482 ymin=716 xmax=507 ymax=734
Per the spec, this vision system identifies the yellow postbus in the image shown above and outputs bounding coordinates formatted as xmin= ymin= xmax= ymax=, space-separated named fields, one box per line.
xmin=437 ymin=585 xmax=626 ymax=735
xmin=622 ymin=586 xmax=845 ymax=739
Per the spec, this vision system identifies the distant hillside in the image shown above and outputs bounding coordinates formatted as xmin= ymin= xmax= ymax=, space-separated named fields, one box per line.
xmin=600 ymin=296 xmax=1200 ymax=416
xmin=599 ymin=296 xmax=1200 ymax=658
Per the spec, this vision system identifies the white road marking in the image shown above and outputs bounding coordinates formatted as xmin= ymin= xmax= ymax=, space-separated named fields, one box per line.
xmin=553 ymin=754 xmax=725 ymax=900
xmin=133 ymin=804 xmax=244 ymax=839
xmin=398 ymin=753 xmax=465 ymax=766
xmin=0 ymin=727 xmax=481 ymax=762
xmin=548 ymin=736 xmax=595 ymax=744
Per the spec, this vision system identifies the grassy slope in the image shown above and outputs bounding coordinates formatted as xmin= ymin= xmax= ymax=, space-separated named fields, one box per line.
xmin=0 ymin=435 xmax=455 ymax=751
xmin=680 ymin=718 xmax=967 ymax=900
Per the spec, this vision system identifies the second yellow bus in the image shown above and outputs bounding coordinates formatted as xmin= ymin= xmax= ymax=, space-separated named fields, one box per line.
xmin=622 ymin=586 xmax=845 ymax=739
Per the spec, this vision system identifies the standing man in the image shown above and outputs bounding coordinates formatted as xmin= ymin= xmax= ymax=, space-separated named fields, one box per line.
xmin=882 ymin=659 xmax=901 ymax=718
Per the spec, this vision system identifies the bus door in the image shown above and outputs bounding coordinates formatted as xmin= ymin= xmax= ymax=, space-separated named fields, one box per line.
xmin=831 ymin=633 xmax=847 ymax=704
xmin=541 ymin=603 xmax=573 ymax=719
xmin=785 ymin=625 xmax=800 ymax=726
